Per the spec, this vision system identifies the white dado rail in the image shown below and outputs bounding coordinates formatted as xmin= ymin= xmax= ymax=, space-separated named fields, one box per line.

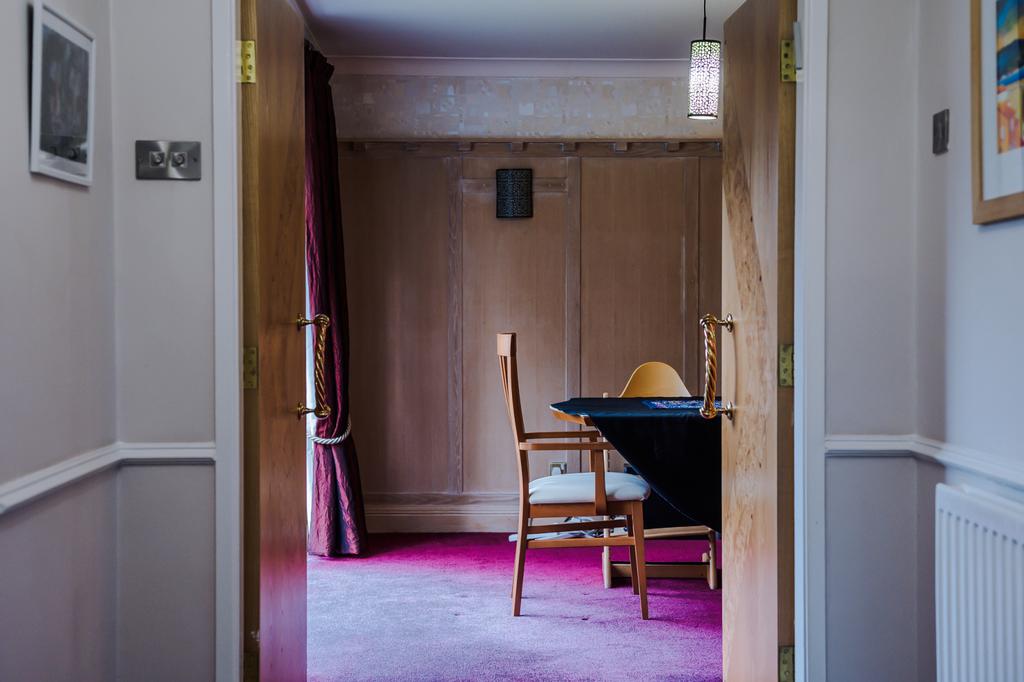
xmin=824 ymin=434 xmax=1024 ymax=490
xmin=0 ymin=441 xmax=216 ymax=515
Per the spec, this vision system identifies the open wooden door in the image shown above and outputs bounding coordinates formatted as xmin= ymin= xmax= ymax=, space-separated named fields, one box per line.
xmin=718 ymin=0 xmax=796 ymax=680
xmin=240 ymin=0 xmax=308 ymax=679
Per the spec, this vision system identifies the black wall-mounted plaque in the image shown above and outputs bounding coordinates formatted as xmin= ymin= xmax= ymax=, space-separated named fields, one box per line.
xmin=495 ymin=168 xmax=533 ymax=219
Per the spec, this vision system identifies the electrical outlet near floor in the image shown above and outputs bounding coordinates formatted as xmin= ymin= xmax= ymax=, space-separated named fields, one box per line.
xmin=549 ymin=461 xmax=567 ymax=476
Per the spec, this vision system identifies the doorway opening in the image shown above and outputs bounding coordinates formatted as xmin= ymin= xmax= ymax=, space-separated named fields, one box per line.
xmin=304 ymin=140 xmax=726 ymax=681
xmin=237 ymin=0 xmax=800 ymax=679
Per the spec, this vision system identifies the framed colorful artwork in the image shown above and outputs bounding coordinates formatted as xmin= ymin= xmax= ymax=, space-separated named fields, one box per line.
xmin=30 ymin=1 xmax=95 ymax=186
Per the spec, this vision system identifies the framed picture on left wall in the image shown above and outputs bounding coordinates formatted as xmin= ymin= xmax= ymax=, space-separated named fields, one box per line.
xmin=30 ymin=1 xmax=95 ymax=186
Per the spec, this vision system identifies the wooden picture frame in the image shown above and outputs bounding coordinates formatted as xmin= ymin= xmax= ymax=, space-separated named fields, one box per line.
xmin=972 ymin=0 xmax=1024 ymax=223
xmin=30 ymin=0 xmax=96 ymax=186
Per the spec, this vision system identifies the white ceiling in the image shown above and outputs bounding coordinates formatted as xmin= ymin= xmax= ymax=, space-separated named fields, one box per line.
xmin=299 ymin=0 xmax=745 ymax=60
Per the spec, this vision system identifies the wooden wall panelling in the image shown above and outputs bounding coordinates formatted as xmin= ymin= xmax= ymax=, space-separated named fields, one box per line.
xmin=681 ymin=159 xmax=703 ymax=393
xmin=337 ymin=141 xmax=721 ymax=523
xmin=340 ymin=155 xmax=452 ymax=494
xmin=580 ymin=157 xmax=702 ymax=470
xmin=565 ymin=158 xmax=583 ymax=473
xmin=446 ymin=157 xmax=464 ymax=493
xmin=339 ymin=139 xmax=722 ymax=159
xmin=580 ymin=157 xmax=701 ymax=402
xmin=462 ymin=157 xmax=573 ymax=490
xmin=462 ymin=156 xmax=569 ymax=179
xmin=697 ymin=157 xmax=723 ymax=395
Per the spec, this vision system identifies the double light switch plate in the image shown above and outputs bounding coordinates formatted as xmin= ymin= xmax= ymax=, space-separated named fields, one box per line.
xmin=135 ymin=140 xmax=201 ymax=180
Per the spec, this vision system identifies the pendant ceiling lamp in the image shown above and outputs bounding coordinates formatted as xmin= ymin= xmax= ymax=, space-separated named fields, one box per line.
xmin=687 ymin=0 xmax=721 ymax=120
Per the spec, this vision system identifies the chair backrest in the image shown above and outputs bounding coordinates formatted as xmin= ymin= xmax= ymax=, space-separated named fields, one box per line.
xmin=619 ymin=361 xmax=690 ymax=397
xmin=496 ymin=333 xmax=530 ymax=492
xmin=496 ymin=333 xmax=526 ymax=444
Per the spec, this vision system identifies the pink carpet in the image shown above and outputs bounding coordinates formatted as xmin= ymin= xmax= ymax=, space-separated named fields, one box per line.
xmin=308 ymin=533 xmax=722 ymax=681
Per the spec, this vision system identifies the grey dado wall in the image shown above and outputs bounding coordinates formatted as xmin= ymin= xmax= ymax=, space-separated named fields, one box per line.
xmin=331 ymin=73 xmax=722 ymax=139
xmin=117 ymin=465 xmax=215 ymax=681
xmin=0 ymin=0 xmax=217 ymax=679
xmin=825 ymin=456 xmax=922 ymax=682
xmin=0 ymin=473 xmax=118 ymax=681
xmin=826 ymin=453 xmax=1024 ymax=682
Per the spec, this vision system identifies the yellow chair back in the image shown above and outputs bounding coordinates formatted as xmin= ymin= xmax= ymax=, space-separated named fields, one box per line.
xmin=619 ymin=361 xmax=689 ymax=397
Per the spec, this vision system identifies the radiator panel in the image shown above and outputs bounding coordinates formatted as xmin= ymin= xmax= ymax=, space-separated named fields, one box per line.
xmin=935 ymin=484 xmax=1024 ymax=682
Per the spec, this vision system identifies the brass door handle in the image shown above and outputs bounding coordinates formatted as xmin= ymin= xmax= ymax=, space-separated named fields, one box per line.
xmin=699 ymin=313 xmax=735 ymax=420
xmin=296 ymin=313 xmax=332 ymax=419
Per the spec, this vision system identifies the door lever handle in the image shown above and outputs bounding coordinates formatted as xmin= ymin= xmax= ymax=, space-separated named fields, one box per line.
xmin=296 ymin=313 xmax=332 ymax=419
xmin=699 ymin=314 xmax=735 ymax=420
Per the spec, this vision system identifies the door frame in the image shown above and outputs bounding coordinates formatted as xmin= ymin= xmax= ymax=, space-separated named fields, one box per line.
xmin=212 ymin=1 xmax=243 ymax=681
xmin=207 ymin=2 xmax=833 ymax=681
xmin=793 ymin=0 xmax=830 ymax=680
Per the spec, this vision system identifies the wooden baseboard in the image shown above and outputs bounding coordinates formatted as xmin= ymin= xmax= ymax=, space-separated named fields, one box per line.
xmin=364 ymin=492 xmax=519 ymax=532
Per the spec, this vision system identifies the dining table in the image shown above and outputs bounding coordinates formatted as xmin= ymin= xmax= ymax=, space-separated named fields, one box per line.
xmin=549 ymin=396 xmax=722 ymax=532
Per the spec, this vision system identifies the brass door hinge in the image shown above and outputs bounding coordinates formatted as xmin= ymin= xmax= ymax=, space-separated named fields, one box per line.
xmin=243 ymin=346 xmax=258 ymax=389
xmin=780 ymin=39 xmax=796 ymax=82
xmin=779 ymin=645 xmax=795 ymax=682
xmin=779 ymin=343 xmax=794 ymax=387
xmin=237 ymin=40 xmax=256 ymax=83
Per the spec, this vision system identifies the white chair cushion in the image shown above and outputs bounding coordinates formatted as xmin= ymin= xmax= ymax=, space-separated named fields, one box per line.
xmin=528 ymin=472 xmax=651 ymax=505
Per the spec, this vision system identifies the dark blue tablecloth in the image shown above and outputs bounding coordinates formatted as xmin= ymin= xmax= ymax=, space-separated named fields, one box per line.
xmin=551 ymin=397 xmax=721 ymax=532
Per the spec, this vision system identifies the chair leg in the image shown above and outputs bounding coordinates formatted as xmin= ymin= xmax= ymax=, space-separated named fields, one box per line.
xmin=707 ymin=530 xmax=718 ymax=590
xmin=632 ymin=502 xmax=649 ymax=619
xmin=512 ymin=509 xmax=528 ymax=616
xmin=602 ymin=542 xmax=613 ymax=589
xmin=626 ymin=515 xmax=639 ymax=594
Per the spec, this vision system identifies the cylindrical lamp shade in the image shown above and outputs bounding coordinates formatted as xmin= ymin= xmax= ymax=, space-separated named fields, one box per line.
xmin=495 ymin=168 xmax=533 ymax=219
xmin=688 ymin=39 xmax=721 ymax=120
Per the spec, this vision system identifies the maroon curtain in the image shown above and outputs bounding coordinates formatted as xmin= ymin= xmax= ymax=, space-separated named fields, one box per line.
xmin=305 ymin=44 xmax=367 ymax=556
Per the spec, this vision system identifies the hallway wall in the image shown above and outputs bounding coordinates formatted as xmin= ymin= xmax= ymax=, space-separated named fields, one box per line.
xmin=822 ymin=0 xmax=1024 ymax=678
xmin=0 ymin=0 xmax=116 ymax=485
xmin=0 ymin=0 xmax=216 ymax=679
xmin=913 ymin=0 xmax=1024 ymax=465
xmin=820 ymin=0 xmax=923 ymax=676
xmin=109 ymin=0 xmax=217 ymax=671
xmin=0 ymin=1 xmax=117 ymax=678
xmin=113 ymin=0 xmax=215 ymax=444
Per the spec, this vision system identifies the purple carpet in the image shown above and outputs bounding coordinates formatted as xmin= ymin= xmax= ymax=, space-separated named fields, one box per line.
xmin=308 ymin=533 xmax=722 ymax=681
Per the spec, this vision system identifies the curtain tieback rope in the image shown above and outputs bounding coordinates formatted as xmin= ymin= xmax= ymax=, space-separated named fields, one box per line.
xmin=308 ymin=414 xmax=352 ymax=445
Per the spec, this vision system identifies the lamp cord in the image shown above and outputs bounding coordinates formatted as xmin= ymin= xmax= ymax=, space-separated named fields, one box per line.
xmin=703 ymin=0 xmax=708 ymax=40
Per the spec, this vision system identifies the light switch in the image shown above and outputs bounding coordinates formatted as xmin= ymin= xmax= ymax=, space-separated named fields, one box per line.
xmin=136 ymin=140 xmax=201 ymax=180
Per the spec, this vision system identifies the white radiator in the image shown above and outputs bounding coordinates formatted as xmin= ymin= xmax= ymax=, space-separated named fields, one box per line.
xmin=936 ymin=484 xmax=1024 ymax=682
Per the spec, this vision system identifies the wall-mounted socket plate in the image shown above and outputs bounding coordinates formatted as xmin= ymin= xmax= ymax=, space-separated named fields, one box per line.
xmin=135 ymin=140 xmax=201 ymax=180
xmin=549 ymin=461 xmax=567 ymax=476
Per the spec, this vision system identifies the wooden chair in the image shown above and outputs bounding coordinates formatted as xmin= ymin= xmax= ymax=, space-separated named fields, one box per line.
xmin=599 ymin=361 xmax=719 ymax=590
xmin=618 ymin=361 xmax=690 ymax=397
xmin=497 ymin=333 xmax=651 ymax=619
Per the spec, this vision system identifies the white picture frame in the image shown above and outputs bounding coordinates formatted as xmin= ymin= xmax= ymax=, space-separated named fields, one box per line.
xmin=30 ymin=0 xmax=96 ymax=186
